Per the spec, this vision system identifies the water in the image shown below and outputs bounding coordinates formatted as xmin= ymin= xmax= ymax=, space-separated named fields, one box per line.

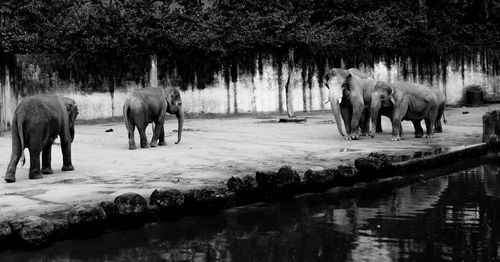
xmin=1 ymin=163 xmax=500 ymax=261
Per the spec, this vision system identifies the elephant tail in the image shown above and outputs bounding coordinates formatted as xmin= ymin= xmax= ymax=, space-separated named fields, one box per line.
xmin=442 ymin=113 xmax=447 ymax=124
xmin=123 ymin=99 xmax=134 ymax=129
xmin=16 ymin=115 xmax=26 ymax=166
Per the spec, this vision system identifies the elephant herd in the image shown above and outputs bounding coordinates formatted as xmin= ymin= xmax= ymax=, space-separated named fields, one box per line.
xmin=4 ymin=88 xmax=184 ymax=183
xmin=325 ymin=68 xmax=446 ymax=141
xmin=3 ymin=68 xmax=446 ymax=183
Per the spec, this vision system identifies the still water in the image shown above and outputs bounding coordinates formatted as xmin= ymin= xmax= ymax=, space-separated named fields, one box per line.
xmin=2 ymin=163 xmax=500 ymax=262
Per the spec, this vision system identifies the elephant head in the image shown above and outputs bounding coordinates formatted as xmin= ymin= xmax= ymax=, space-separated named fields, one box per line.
xmin=370 ymin=81 xmax=394 ymax=137
xmin=62 ymin=97 xmax=79 ymax=142
xmin=324 ymin=68 xmax=352 ymax=136
xmin=165 ymin=88 xmax=184 ymax=144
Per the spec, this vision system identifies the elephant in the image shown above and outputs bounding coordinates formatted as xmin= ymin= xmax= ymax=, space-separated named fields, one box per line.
xmin=369 ymin=81 xmax=445 ymax=141
xmin=4 ymin=94 xmax=79 ymax=183
xmin=324 ymin=68 xmax=383 ymax=140
xmin=123 ymin=87 xmax=184 ymax=150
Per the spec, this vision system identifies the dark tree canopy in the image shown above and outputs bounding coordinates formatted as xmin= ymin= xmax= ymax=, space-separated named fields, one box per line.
xmin=1 ymin=0 xmax=499 ymax=56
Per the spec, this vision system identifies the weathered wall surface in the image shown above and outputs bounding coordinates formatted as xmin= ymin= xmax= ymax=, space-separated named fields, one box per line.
xmin=0 ymin=56 xmax=18 ymax=133
xmin=1 ymin=52 xmax=499 ymax=132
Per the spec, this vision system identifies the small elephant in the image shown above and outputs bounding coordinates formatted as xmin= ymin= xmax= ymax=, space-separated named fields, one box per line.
xmin=4 ymin=95 xmax=79 ymax=183
xmin=324 ymin=68 xmax=383 ymax=140
xmin=123 ymin=87 xmax=184 ymax=150
xmin=369 ymin=81 xmax=443 ymax=141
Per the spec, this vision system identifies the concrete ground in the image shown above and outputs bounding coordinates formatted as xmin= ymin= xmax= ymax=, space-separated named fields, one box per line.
xmin=0 ymin=104 xmax=499 ymax=220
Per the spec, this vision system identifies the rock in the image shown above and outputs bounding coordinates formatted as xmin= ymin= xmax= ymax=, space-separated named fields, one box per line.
xmin=50 ymin=219 xmax=69 ymax=241
xmin=227 ymin=176 xmax=244 ymax=192
xmin=114 ymin=193 xmax=148 ymax=225
xmin=354 ymin=152 xmax=393 ymax=179
xmin=256 ymin=166 xmax=301 ymax=199
xmin=303 ymin=168 xmax=336 ymax=191
xmin=67 ymin=203 xmax=107 ymax=237
xmin=100 ymin=201 xmax=118 ymax=225
xmin=275 ymin=165 xmax=301 ymax=195
xmin=255 ymin=170 xmax=277 ymax=191
xmin=10 ymin=216 xmax=54 ymax=247
xmin=0 ymin=221 xmax=12 ymax=244
xmin=227 ymin=175 xmax=258 ymax=193
xmin=227 ymin=175 xmax=258 ymax=204
xmin=184 ymin=186 xmax=235 ymax=213
xmin=335 ymin=165 xmax=358 ymax=186
xmin=150 ymin=189 xmax=185 ymax=216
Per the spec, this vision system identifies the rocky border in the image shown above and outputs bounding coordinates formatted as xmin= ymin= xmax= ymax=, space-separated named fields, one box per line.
xmin=0 ymin=138 xmax=498 ymax=251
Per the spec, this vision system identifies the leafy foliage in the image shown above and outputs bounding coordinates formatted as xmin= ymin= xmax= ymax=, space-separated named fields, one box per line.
xmin=1 ymin=0 xmax=499 ymax=55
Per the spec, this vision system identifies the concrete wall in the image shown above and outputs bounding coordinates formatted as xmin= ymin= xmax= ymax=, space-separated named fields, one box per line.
xmin=0 ymin=53 xmax=499 ymax=131
xmin=0 ymin=62 xmax=18 ymax=133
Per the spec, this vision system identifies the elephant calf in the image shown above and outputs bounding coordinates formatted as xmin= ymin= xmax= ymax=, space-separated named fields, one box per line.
xmin=370 ymin=81 xmax=445 ymax=141
xmin=123 ymin=87 xmax=184 ymax=150
xmin=4 ymin=95 xmax=79 ymax=183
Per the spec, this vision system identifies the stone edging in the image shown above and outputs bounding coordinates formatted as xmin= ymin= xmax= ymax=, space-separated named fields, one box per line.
xmin=0 ymin=140 xmax=499 ymax=251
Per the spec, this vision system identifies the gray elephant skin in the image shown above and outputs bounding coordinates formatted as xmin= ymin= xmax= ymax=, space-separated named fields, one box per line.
xmin=324 ymin=68 xmax=383 ymax=140
xmin=4 ymin=95 xmax=79 ymax=183
xmin=369 ymin=81 xmax=445 ymax=141
xmin=123 ymin=87 xmax=184 ymax=150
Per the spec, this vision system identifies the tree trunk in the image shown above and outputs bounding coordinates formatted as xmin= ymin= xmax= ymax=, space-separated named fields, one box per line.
xmin=286 ymin=48 xmax=295 ymax=118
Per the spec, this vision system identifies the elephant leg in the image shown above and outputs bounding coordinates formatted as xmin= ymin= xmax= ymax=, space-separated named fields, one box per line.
xmin=5 ymin=131 xmax=22 ymax=183
xmin=360 ymin=109 xmax=371 ymax=136
xmin=425 ymin=118 xmax=434 ymax=138
xmin=28 ymin=150 xmax=43 ymax=180
xmin=340 ymin=106 xmax=352 ymax=140
xmin=138 ymin=126 xmax=149 ymax=148
xmin=150 ymin=120 xmax=165 ymax=147
xmin=412 ymin=120 xmax=424 ymax=138
xmin=41 ymin=143 xmax=54 ymax=174
xmin=435 ymin=108 xmax=444 ymax=133
xmin=349 ymin=103 xmax=364 ymax=140
xmin=5 ymin=154 xmax=21 ymax=183
xmin=127 ymin=124 xmax=137 ymax=150
xmin=376 ymin=113 xmax=383 ymax=133
xmin=158 ymin=124 xmax=166 ymax=146
xmin=61 ymin=140 xmax=74 ymax=171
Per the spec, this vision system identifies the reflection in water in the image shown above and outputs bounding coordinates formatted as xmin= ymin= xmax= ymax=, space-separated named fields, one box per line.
xmin=2 ymin=163 xmax=500 ymax=261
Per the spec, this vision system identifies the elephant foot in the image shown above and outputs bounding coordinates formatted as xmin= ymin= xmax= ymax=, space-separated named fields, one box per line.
xmin=158 ymin=141 xmax=167 ymax=146
xmin=4 ymin=174 xmax=15 ymax=183
xmin=62 ymin=164 xmax=74 ymax=171
xmin=140 ymin=144 xmax=150 ymax=149
xmin=129 ymin=144 xmax=137 ymax=150
xmin=426 ymin=134 xmax=434 ymax=138
xmin=435 ymin=128 xmax=443 ymax=133
xmin=414 ymin=133 xmax=424 ymax=138
xmin=41 ymin=167 xmax=54 ymax=175
xmin=150 ymin=141 xmax=158 ymax=148
xmin=29 ymin=172 xmax=43 ymax=180
xmin=376 ymin=128 xmax=383 ymax=133
xmin=360 ymin=132 xmax=369 ymax=137
xmin=391 ymin=136 xmax=401 ymax=141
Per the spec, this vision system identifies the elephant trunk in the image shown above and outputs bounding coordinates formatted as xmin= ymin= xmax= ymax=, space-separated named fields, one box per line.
xmin=175 ymin=108 xmax=184 ymax=144
xmin=329 ymin=98 xmax=345 ymax=137
xmin=370 ymin=99 xmax=381 ymax=137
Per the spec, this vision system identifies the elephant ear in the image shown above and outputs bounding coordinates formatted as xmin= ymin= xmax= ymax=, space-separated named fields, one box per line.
xmin=341 ymin=73 xmax=352 ymax=91
xmin=63 ymin=98 xmax=79 ymax=124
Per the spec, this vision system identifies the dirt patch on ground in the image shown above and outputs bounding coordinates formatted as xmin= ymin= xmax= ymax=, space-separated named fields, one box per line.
xmin=0 ymin=105 xmax=498 ymax=220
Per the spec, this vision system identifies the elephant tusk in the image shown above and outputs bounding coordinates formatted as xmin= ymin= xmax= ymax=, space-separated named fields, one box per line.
xmin=337 ymin=97 xmax=342 ymax=104
xmin=325 ymin=99 xmax=330 ymax=104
